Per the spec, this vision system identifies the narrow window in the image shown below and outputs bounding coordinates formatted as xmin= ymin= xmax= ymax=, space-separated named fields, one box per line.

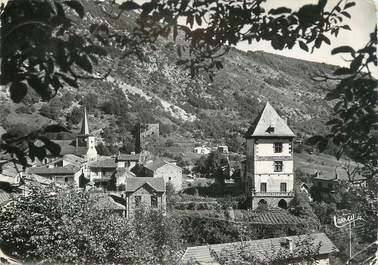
xmin=274 ymin=143 xmax=283 ymax=153
xmin=135 ymin=196 xmax=141 ymax=207
xmin=168 ymin=177 xmax=172 ymax=181
xmin=260 ymin=182 xmax=267 ymax=192
xmin=280 ymin=182 xmax=287 ymax=192
xmin=151 ymin=196 xmax=158 ymax=208
xmin=274 ymin=161 xmax=283 ymax=172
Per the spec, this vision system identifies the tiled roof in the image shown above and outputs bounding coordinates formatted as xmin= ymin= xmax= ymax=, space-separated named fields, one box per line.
xmin=94 ymin=194 xmax=126 ymax=211
xmin=181 ymin=233 xmax=338 ymax=264
xmin=245 ymin=102 xmax=295 ymax=138
xmin=52 ymin=140 xmax=88 ymax=156
xmin=117 ymin=153 xmax=140 ymax=161
xmin=313 ymin=167 xmax=367 ymax=182
xmin=115 ymin=167 xmax=136 ymax=178
xmin=24 ymin=174 xmax=56 ymax=185
xmin=89 ymin=157 xmax=117 ymax=168
xmin=26 ymin=164 xmax=80 ymax=175
xmin=144 ymin=158 xmax=181 ymax=172
xmin=0 ymin=190 xmax=12 ymax=205
xmin=235 ymin=210 xmax=303 ymax=225
xmin=125 ymin=177 xmax=165 ymax=192
xmin=63 ymin=154 xmax=86 ymax=165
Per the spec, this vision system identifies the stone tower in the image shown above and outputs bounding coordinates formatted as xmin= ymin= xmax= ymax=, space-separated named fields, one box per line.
xmin=244 ymin=102 xmax=295 ymax=209
xmin=76 ymin=107 xmax=97 ymax=162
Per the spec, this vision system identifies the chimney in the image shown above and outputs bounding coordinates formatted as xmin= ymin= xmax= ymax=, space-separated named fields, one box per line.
xmin=285 ymin=238 xmax=294 ymax=253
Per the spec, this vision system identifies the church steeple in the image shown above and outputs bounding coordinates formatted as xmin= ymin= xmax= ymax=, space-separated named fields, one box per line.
xmin=80 ymin=107 xmax=90 ymax=135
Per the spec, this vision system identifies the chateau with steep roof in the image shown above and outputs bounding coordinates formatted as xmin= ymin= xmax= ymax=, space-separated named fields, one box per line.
xmin=244 ymin=102 xmax=295 ymax=209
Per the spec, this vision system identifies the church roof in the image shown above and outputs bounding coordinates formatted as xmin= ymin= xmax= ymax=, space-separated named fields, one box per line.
xmin=80 ymin=107 xmax=90 ymax=135
xmin=245 ymin=102 xmax=295 ymax=138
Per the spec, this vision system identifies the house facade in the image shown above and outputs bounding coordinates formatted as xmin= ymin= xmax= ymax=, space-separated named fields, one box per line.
xmin=244 ymin=102 xmax=295 ymax=209
xmin=26 ymin=164 xmax=82 ymax=185
xmin=87 ymin=157 xmax=117 ymax=190
xmin=123 ymin=177 xmax=166 ymax=219
xmin=312 ymin=169 xmax=367 ymax=201
xmin=144 ymin=158 xmax=183 ymax=191
xmin=193 ymin=146 xmax=211 ymax=155
xmin=116 ymin=153 xmax=139 ymax=170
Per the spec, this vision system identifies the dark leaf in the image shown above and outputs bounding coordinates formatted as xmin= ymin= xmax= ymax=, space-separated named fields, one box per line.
xmin=84 ymin=45 xmax=107 ymax=56
xmin=344 ymin=2 xmax=356 ymax=9
xmin=195 ymin=15 xmax=202 ymax=26
xmin=141 ymin=2 xmax=155 ymax=16
xmin=341 ymin=11 xmax=351 ymax=18
xmin=318 ymin=138 xmax=329 ymax=152
xmin=326 ymin=118 xmax=342 ymax=126
xmin=331 ymin=45 xmax=355 ymax=55
xmin=28 ymin=142 xmax=37 ymax=161
xmin=333 ymin=67 xmax=353 ymax=76
xmin=61 ymin=75 xmax=78 ymax=88
xmin=35 ymin=146 xmax=46 ymax=161
xmin=350 ymin=55 xmax=363 ymax=71
xmin=321 ymin=35 xmax=330 ymax=45
xmin=325 ymin=92 xmax=339 ymax=101
xmin=10 ymin=82 xmax=28 ymax=103
xmin=298 ymin=41 xmax=309 ymax=52
xmin=44 ymin=125 xmax=69 ymax=133
xmin=306 ymin=135 xmax=325 ymax=145
xmin=187 ymin=14 xmax=194 ymax=28
xmin=63 ymin=1 xmax=84 ymax=18
xmin=119 ymin=1 xmax=140 ymax=11
xmin=75 ymin=55 xmax=93 ymax=73
xmin=268 ymin=7 xmax=291 ymax=15
xmin=39 ymin=137 xmax=61 ymax=156
xmin=341 ymin=25 xmax=351 ymax=30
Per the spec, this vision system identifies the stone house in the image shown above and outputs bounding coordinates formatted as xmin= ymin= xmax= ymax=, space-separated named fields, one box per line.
xmin=244 ymin=102 xmax=295 ymax=209
xmin=144 ymin=157 xmax=183 ymax=191
xmin=181 ymin=233 xmax=338 ymax=265
xmin=26 ymin=164 xmax=82 ymax=185
xmin=87 ymin=157 xmax=117 ymax=190
xmin=116 ymin=152 xmax=140 ymax=170
xmin=123 ymin=177 xmax=166 ymax=219
xmin=193 ymin=146 xmax=211 ymax=155
xmin=312 ymin=168 xmax=367 ymax=201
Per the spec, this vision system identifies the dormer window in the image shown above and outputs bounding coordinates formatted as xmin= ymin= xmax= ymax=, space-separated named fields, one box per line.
xmin=266 ymin=126 xmax=275 ymax=133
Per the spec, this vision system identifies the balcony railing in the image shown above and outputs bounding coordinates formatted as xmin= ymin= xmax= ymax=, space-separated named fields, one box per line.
xmin=252 ymin=191 xmax=294 ymax=197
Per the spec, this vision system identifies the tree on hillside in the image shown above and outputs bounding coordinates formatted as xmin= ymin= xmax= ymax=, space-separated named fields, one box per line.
xmin=67 ymin=106 xmax=83 ymax=125
xmin=193 ymin=151 xmax=230 ymax=184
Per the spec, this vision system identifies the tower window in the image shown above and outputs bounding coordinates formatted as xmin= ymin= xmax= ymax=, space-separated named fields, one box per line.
xmin=274 ymin=143 xmax=282 ymax=153
xmin=280 ymin=182 xmax=287 ymax=192
xmin=274 ymin=161 xmax=283 ymax=172
xmin=260 ymin=182 xmax=267 ymax=192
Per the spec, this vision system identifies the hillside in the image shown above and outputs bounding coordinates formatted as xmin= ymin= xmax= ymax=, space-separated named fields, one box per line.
xmin=0 ymin=0 xmax=340 ymax=166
